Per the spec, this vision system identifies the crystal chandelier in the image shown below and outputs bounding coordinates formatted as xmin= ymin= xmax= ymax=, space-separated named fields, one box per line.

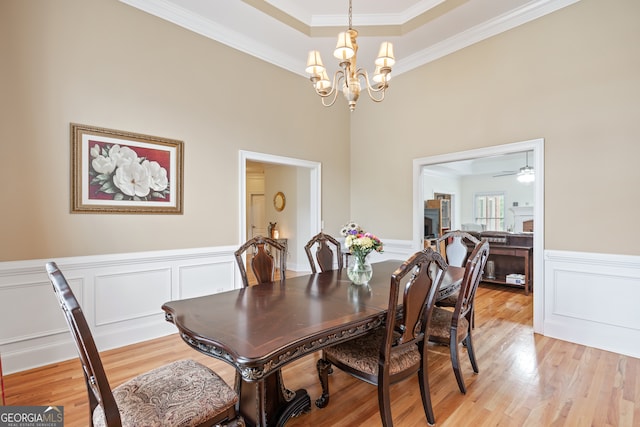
xmin=305 ymin=0 xmax=395 ymax=112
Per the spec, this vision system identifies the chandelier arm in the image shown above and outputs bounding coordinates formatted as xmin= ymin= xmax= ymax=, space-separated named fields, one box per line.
xmin=313 ymin=70 xmax=340 ymax=98
xmin=357 ymin=69 xmax=386 ymax=93
xmin=321 ymin=94 xmax=339 ymax=107
xmin=357 ymin=70 xmax=388 ymax=102
xmin=317 ymin=71 xmax=344 ymax=107
xmin=366 ymin=87 xmax=386 ymax=103
xmin=314 ymin=86 xmax=337 ymax=98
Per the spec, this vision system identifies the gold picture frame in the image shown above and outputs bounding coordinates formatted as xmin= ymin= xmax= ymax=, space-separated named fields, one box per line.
xmin=71 ymin=123 xmax=184 ymax=214
xmin=274 ymin=191 xmax=286 ymax=211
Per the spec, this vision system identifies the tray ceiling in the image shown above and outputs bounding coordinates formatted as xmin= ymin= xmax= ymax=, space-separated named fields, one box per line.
xmin=120 ymin=0 xmax=580 ymax=77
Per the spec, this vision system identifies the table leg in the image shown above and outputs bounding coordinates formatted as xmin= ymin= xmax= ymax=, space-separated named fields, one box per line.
xmin=238 ymin=369 xmax=311 ymax=427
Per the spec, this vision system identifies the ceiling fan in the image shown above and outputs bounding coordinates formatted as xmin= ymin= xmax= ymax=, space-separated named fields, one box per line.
xmin=492 ymin=152 xmax=535 ymax=182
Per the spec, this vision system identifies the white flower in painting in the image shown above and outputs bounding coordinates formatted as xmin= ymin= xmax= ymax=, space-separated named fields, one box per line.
xmin=113 ymin=161 xmax=151 ymax=197
xmin=109 ymin=145 xmax=139 ymax=168
xmin=89 ymin=143 xmax=171 ymax=201
xmin=91 ymin=155 xmax=117 ymax=174
xmin=142 ymin=160 xmax=168 ymax=192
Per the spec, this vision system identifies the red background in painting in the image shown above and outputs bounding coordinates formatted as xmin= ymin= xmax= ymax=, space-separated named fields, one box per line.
xmin=87 ymin=140 xmax=172 ymax=201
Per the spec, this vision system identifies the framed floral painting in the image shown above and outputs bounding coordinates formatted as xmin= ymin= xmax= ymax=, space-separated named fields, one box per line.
xmin=71 ymin=123 xmax=183 ymax=214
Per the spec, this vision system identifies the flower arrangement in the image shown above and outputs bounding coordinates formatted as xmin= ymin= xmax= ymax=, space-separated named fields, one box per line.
xmin=89 ymin=143 xmax=170 ymax=201
xmin=340 ymin=222 xmax=384 ymax=260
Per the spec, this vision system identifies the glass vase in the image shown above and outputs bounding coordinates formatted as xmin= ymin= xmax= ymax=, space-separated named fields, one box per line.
xmin=347 ymin=254 xmax=373 ymax=285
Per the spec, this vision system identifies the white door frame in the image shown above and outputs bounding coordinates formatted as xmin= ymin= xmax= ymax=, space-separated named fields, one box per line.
xmin=412 ymin=138 xmax=544 ymax=333
xmin=238 ymin=150 xmax=322 ymax=252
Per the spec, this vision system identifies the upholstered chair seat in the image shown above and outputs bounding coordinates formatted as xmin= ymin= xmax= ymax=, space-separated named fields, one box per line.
xmin=93 ymin=359 xmax=238 ymax=427
xmin=428 ymin=307 xmax=469 ymax=343
xmin=323 ymin=329 xmax=420 ymax=379
xmin=436 ymin=293 xmax=458 ymax=307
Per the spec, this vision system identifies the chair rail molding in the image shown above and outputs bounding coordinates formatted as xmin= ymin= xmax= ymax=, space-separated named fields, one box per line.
xmin=0 ymin=246 xmax=238 ymax=374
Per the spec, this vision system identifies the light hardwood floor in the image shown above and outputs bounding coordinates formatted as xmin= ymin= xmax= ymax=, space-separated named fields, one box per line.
xmin=5 ymin=283 xmax=639 ymax=426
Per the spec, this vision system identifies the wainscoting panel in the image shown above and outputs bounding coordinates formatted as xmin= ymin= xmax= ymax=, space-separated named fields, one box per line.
xmin=179 ymin=262 xmax=236 ymax=298
xmin=94 ymin=268 xmax=173 ymax=326
xmin=4 ymin=245 xmax=638 ymax=374
xmin=544 ymin=250 xmax=640 ymax=359
xmin=0 ymin=246 xmax=238 ymax=374
xmin=0 ymin=279 xmax=74 ymax=345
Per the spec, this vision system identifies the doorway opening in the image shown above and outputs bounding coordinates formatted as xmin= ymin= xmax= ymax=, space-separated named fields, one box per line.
xmin=239 ymin=151 xmax=322 ymax=282
xmin=412 ymin=139 xmax=544 ymax=333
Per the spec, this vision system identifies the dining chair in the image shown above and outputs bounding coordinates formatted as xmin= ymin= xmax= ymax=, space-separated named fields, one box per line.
xmin=45 ymin=262 xmax=244 ymax=427
xmin=434 ymin=230 xmax=483 ymax=310
xmin=315 ymin=248 xmax=448 ymax=426
xmin=304 ymin=232 xmax=343 ymax=273
xmin=428 ymin=240 xmax=490 ymax=394
xmin=234 ymin=235 xmax=287 ymax=287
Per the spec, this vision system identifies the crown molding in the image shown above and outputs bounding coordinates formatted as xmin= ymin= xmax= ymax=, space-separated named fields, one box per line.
xmin=395 ymin=0 xmax=581 ymax=75
xmin=120 ymin=0 xmax=303 ymax=74
xmin=120 ymin=0 xmax=581 ymax=78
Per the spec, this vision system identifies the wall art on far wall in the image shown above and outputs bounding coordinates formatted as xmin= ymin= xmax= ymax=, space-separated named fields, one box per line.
xmin=71 ymin=123 xmax=183 ymax=214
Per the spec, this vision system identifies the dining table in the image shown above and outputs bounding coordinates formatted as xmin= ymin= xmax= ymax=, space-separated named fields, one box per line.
xmin=162 ymin=259 xmax=464 ymax=427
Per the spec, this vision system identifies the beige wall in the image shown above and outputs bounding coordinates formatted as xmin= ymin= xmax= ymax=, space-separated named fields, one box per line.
xmin=350 ymin=0 xmax=640 ymax=255
xmin=2 ymin=0 xmax=639 ymax=262
xmin=0 ymin=0 xmax=350 ymax=261
xmin=264 ymin=164 xmax=299 ymax=264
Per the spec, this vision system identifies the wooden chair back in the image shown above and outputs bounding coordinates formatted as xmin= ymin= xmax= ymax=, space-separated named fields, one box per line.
xmin=386 ymin=248 xmax=448 ymax=365
xmin=453 ymin=240 xmax=490 ymax=327
xmin=235 ymin=235 xmax=287 ymax=286
xmin=304 ymin=232 xmax=343 ymax=273
xmin=46 ymin=262 xmax=122 ymax=426
xmin=436 ymin=230 xmax=481 ymax=267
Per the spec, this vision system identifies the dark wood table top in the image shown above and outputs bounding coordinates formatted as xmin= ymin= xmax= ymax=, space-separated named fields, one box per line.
xmin=162 ymin=260 xmax=464 ymax=380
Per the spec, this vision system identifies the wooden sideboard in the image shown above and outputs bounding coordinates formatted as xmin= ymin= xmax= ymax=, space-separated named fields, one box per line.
xmin=471 ymin=232 xmax=533 ymax=295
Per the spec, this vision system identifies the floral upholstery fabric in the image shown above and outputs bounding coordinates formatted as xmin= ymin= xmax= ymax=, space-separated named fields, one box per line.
xmin=324 ymin=328 xmax=420 ymax=376
xmin=428 ymin=307 xmax=469 ymax=341
xmin=93 ymin=359 xmax=238 ymax=427
xmin=437 ymin=288 xmax=459 ymax=307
